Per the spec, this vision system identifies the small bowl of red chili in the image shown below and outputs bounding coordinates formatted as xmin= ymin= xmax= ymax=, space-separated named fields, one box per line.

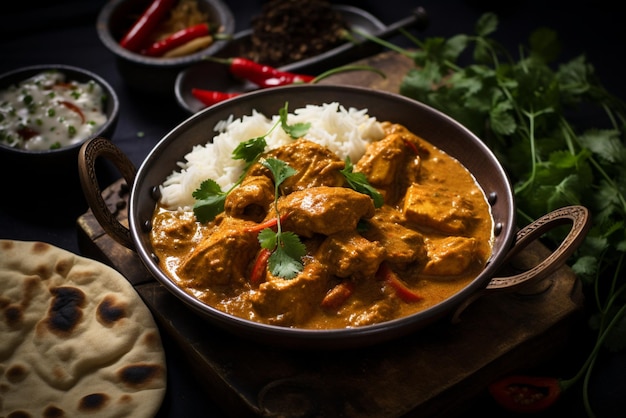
xmin=96 ymin=0 xmax=235 ymax=97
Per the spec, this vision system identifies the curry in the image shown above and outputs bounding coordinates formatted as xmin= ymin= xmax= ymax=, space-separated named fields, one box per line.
xmin=150 ymin=122 xmax=494 ymax=329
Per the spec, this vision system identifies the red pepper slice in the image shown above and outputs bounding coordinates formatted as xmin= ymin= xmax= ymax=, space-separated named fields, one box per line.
xmin=17 ymin=126 xmax=39 ymax=140
xmin=142 ymin=23 xmax=210 ymax=57
xmin=119 ymin=0 xmax=177 ymax=52
xmin=376 ymin=262 xmax=422 ymax=302
xmin=191 ymin=88 xmax=240 ymax=106
xmin=488 ymin=375 xmax=562 ymax=413
xmin=59 ymin=100 xmax=86 ymax=124
xmin=244 ymin=213 xmax=290 ymax=233
xmin=250 ymin=248 xmax=272 ymax=284
xmin=403 ymin=138 xmax=420 ymax=155
xmin=321 ymin=281 xmax=355 ymax=309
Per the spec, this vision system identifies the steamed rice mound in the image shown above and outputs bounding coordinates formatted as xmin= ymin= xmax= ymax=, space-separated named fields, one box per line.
xmin=159 ymin=102 xmax=385 ymax=210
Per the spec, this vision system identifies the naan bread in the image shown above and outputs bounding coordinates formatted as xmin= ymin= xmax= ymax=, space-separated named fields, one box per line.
xmin=0 ymin=240 xmax=166 ymax=418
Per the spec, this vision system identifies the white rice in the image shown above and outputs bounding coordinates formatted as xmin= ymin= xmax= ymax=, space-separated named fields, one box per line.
xmin=159 ymin=102 xmax=385 ymax=211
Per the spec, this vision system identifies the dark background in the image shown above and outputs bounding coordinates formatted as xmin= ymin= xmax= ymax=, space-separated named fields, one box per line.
xmin=1 ymin=1 xmax=624 ymax=417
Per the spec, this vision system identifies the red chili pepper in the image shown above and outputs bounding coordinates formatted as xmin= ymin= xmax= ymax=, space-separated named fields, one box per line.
xmin=257 ymin=73 xmax=315 ymax=88
xmin=119 ymin=0 xmax=176 ymax=52
xmin=488 ymin=375 xmax=562 ymax=413
xmin=191 ymin=88 xmax=240 ymax=106
xmin=207 ymin=57 xmax=314 ymax=87
xmin=250 ymin=248 xmax=272 ymax=284
xmin=376 ymin=262 xmax=422 ymax=302
xmin=142 ymin=23 xmax=210 ymax=56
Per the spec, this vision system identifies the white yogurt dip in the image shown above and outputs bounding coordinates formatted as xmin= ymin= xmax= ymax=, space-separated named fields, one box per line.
xmin=0 ymin=70 xmax=108 ymax=151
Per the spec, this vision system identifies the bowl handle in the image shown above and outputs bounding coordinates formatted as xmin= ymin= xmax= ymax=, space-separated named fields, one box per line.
xmin=78 ymin=137 xmax=137 ymax=250
xmin=487 ymin=205 xmax=591 ymax=291
xmin=450 ymin=205 xmax=590 ymax=323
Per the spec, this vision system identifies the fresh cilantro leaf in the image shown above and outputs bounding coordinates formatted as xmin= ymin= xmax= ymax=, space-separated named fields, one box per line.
xmin=279 ymin=231 xmax=307 ymax=259
xmin=577 ymin=129 xmax=625 ymax=164
xmin=192 ymin=179 xmax=227 ymax=223
xmin=474 ymin=12 xmax=498 ymax=37
xmin=528 ymin=27 xmax=560 ymax=63
xmin=279 ymin=102 xmax=310 ymax=138
xmin=261 ymin=157 xmax=297 ymax=189
xmin=258 ymin=227 xmax=278 ymax=250
xmin=267 ymin=232 xmax=307 ymax=279
xmin=340 ymin=157 xmax=384 ymax=208
xmin=232 ymin=136 xmax=267 ymax=162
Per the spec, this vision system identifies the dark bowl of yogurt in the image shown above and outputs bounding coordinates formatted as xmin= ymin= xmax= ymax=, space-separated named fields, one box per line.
xmin=0 ymin=64 xmax=119 ymax=213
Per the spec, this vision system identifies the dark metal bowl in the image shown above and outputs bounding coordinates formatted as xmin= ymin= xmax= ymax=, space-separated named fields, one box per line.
xmin=96 ymin=0 xmax=235 ymax=96
xmin=0 ymin=64 xmax=119 ymax=210
xmin=174 ymin=5 xmax=430 ymax=114
xmin=79 ymin=84 xmax=590 ymax=349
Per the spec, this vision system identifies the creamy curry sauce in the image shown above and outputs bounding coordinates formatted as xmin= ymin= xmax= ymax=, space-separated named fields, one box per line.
xmin=150 ymin=122 xmax=494 ymax=329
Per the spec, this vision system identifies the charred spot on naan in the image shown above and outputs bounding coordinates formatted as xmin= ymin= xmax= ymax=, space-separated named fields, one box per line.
xmin=38 ymin=286 xmax=86 ymax=336
xmin=6 ymin=363 xmax=28 ymax=383
xmin=3 ymin=304 xmax=23 ymax=329
xmin=79 ymin=393 xmax=110 ymax=412
xmin=97 ymin=294 xmax=129 ymax=326
xmin=3 ymin=276 xmax=41 ymax=330
xmin=118 ymin=363 xmax=165 ymax=388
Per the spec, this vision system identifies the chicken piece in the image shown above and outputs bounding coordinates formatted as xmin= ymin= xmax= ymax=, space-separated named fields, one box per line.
xmin=354 ymin=124 xmax=425 ymax=204
xmin=277 ymin=186 xmax=375 ymax=237
xmin=247 ymin=139 xmax=346 ymax=194
xmin=177 ymin=217 xmax=260 ymax=288
xmin=421 ymin=236 xmax=480 ymax=276
xmin=316 ymin=231 xmax=385 ymax=280
xmin=361 ymin=208 xmax=428 ymax=267
xmin=224 ymin=175 xmax=274 ymax=221
xmin=347 ymin=298 xmax=400 ymax=327
xmin=250 ymin=261 xmax=329 ymax=327
xmin=403 ymin=183 xmax=476 ymax=234
xmin=151 ymin=209 xmax=200 ymax=254
xmin=354 ymin=134 xmax=406 ymax=187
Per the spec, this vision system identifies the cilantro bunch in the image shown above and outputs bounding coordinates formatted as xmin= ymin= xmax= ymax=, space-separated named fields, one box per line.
xmin=358 ymin=13 xmax=626 ymax=416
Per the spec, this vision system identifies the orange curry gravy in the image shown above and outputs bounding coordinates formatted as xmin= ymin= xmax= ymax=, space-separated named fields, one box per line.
xmin=150 ymin=122 xmax=494 ymax=329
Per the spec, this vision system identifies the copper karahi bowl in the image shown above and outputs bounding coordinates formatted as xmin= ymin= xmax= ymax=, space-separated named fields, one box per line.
xmin=79 ymin=84 xmax=589 ymax=349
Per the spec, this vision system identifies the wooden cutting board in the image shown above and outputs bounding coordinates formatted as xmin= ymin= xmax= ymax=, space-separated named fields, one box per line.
xmin=77 ymin=51 xmax=585 ymax=418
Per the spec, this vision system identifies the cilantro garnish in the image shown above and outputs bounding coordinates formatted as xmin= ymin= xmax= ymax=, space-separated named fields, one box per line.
xmin=191 ymin=179 xmax=227 ymax=223
xmin=231 ymin=136 xmax=267 ymax=164
xmin=192 ymin=102 xmax=310 ymax=223
xmin=340 ymin=156 xmax=384 ymax=208
xmin=278 ymin=103 xmax=310 ymax=138
xmin=258 ymin=157 xmax=306 ymax=279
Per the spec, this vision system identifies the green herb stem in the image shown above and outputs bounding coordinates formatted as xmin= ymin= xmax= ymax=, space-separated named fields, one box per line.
xmin=365 ymin=12 xmax=626 ymax=416
xmin=311 ymin=65 xmax=386 ymax=84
